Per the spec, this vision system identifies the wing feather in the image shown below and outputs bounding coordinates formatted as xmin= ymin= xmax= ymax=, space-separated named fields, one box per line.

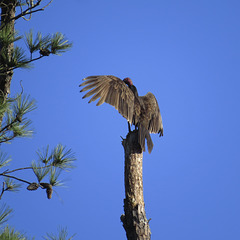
xmin=141 ymin=92 xmax=163 ymax=136
xmin=80 ymin=75 xmax=135 ymax=123
xmin=82 ymin=83 xmax=105 ymax=100
xmin=96 ymin=87 xmax=109 ymax=106
xmin=80 ymin=81 xmax=103 ymax=92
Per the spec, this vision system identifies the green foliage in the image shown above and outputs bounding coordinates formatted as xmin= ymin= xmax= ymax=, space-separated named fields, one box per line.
xmin=25 ymin=30 xmax=72 ymax=57
xmin=31 ymin=161 xmax=50 ymax=183
xmin=0 ymin=26 xmax=22 ymax=49
xmin=0 ymin=98 xmax=11 ymax=117
xmin=0 ymin=46 xmax=30 ymax=71
xmin=0 ymin=25 xmax=29 ymax=71
xmin=37 ymin=144 xmax=76 ymax=170
xmin=49 ymin=33 xmax=72 ymax=55
xmin=4 ymin=178 xmax=21 ymax=192
xmin=0 ymin=48 xmax=27 ymax=70
xmin=0 ymin=152 xmax=11 ymax=169
xmin=25 ymin=30 xmax=50 ymax=55
xmin=36 ymin=145 xmax=51 ymax=164
xmin=0 ymin=204 xmax=13 ymax=225
xmin=49 ymin=168 xmax=62 ymax=187
xmin=51 ymin=145 xmax=76 ymax=170
xmin=13 ymin=94 xmax=36 ymax=118
xmin=43 ymin=227 xmax=76 ymax=240
xmin=0 ymin=1 xmax=74 ymax=238
xmin=0 ymin=225 xmax=32 ymax=240
xmin=0 ymin=27 xmax=72 ymax=73
xmin=32 ymin=144 xmax=75 ymax=185
xmin=25 ymin=29 xmax=38 ymax=54
xmin=0 ymin=94 xmax=36 ymax=143
xmin=11 ymin=47 xmax=31 ymax=69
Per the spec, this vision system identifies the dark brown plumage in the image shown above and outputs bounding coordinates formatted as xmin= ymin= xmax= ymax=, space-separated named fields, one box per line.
xmin=79 ymin=75 xmax=163 ymax=153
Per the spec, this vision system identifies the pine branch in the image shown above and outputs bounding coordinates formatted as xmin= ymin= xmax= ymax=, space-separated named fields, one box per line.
xmin=0 ymin=225 xmax=29 ymax=239
xmin=2 ymin=144 xmax=75 ymax=175
xmin=2 ymin=163 xmax=52 ymax=174
xmin=0 ymin=135 xmax=15 ymax=143
xmin=44 ymin=226 xmax=76 ymax=240
xmin=0 ymin=173 xmax=31 ymax=185
xmin=12 ymin=0 xmax=54 ymax=22
xmin=3 ymin=166 xmax=37 ymax=174
xmin=0 ymin=203 xmax=12 ymax=224
xmin=0 ymin=144 xmax=75 ymax=200
xmin=0 ymin=116 xmax=18 ymax=133
xmin=0 ymin=94 xmax=36 ymax=143
xmin=0 ymin=45 xmax=31 ymax=70
xmin=49 ymin=32 xmax=72 ymax=55
xmin=0 ymin=28 xmax=72 ymax=74
xmin=31 ymin=161 xmax=50 ymax=182
xmin=4 ymin=177 xmax=22 ymax=192
xmin=0 ymin=25 xmax=22 ymax=48
xmin=49 ymin=167 xmax=63 ymax=187
xmin=0 ymin=182 xmax=5 ymax=200
xmin=0 ymin=151 xmax=11 ymax=169
xmin=51 ymin=144 xmax=76 ymax=170
xmin=0 ymin=55 xmax=44 ymax=73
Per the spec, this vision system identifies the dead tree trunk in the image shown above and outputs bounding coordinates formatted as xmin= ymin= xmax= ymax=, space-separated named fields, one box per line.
xmin=121 ymin=130 xmax=151 ymax=240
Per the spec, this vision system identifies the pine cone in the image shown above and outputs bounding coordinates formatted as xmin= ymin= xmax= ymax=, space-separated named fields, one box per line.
xmin=27 ymin=182 xmax=39 ymax=191
xmin=46 ymin=185 xmax=53 ymax=199
xmin=39 ymin=48 xmax=51 ymax=56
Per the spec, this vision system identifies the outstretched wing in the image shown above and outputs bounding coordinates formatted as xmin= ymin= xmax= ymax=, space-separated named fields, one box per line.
xmin=80 ymin=75 xmax=135 ymax=124
xmin=141 ymin=92 xmax=163 ymax=136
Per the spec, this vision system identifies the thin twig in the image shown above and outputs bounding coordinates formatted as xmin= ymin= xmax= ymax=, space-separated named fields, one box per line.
xmin=0 ymin=182 xmax=5 ymax=200
xmin=1 ymin=173 xmax=31 ymax=185
xmin=13 ymin=0 xmax=42 ymax=21
xmin=19 ymin=54 xmax=44 ymax=65
xmin=2 ymin=166 xmax=33 ymax=174
xmin=0 ymin=118 xmax=18 ymax=134
xmin=12 ymin=0 xmax=54 ymax=21
xmin=0 ymin=135 xmax=16 ymax=144
xmin=2 ymin=163 xmax=52 ymax=174
xmin=0 ymin=55 xmax=44 ymax=74
xmin=19 ymin=0 xmax=31 ymax=21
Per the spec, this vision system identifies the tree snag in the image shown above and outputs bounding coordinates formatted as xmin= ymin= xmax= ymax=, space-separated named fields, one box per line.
xmin=121 ymin=130 xmax=151 ymax=240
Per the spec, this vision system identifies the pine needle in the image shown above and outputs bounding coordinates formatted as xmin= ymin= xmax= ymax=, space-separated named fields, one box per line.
xmin=0 ymin=204 xmax=13 ymax=225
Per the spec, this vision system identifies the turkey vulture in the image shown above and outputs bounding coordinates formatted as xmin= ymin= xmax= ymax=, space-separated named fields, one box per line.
xmin=79 ymin=75 xmax=163 ymax=153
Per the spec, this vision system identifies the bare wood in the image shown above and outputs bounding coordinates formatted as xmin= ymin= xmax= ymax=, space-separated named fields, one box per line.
xmin=121 ymin=130 xmax=151 ymax=240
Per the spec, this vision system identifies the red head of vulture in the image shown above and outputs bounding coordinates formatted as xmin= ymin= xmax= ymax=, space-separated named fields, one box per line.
xmin=79 ymin=75 xmax=163 ymax=153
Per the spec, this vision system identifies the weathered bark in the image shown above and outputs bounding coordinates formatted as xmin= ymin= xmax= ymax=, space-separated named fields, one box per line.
xmin=121 ymin=130 xmax=151 ymax=240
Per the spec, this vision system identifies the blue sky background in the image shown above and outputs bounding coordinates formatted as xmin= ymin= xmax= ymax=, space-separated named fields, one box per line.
xmin=2 ymin=0 xmax=240 ymax=239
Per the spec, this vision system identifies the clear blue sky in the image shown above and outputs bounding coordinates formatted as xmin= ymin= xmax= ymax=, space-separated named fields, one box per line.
xmin=2 ymin=0 xmax=240 ymax=239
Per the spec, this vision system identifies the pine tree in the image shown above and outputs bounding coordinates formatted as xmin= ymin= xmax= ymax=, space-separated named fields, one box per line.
xmin=0 ymin=1 xmax=75 ymax=238
xmin=0 ymin=1 xmax=72 ymax=104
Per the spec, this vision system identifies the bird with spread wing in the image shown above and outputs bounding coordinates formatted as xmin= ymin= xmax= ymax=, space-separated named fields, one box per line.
xmin=79 ymin=75 xmax=163 ymax=153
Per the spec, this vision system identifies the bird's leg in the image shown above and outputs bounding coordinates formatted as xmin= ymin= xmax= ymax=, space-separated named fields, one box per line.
xmin=128 ymin=122 xmax=132 ymax=132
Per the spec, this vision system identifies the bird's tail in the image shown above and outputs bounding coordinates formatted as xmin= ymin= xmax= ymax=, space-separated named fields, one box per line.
xmin=138 ymin=123 xmax=153 ymax=154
